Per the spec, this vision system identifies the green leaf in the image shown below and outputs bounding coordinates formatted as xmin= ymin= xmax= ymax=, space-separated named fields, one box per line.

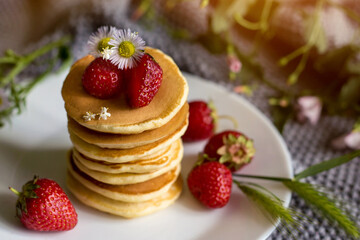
xmin=283 ymin=181 xmax=360 ymax=238
xmin=233 ymin=173 xmax=292 ymax=182
xmin=295 ymin=150 xmax=360 ymax=180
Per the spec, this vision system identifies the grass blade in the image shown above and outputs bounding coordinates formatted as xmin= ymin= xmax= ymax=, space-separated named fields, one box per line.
xmin=283 ymin=180 xmax=360 ymax=238
xmin=234 ymin=180 xmax=298 ymax=226
xmin=295 ymin=150 xmax=360 ymax=180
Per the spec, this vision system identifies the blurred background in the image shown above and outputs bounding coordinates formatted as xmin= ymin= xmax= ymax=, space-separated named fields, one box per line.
xmin=1 ymin=0 xmax=359 ymax=121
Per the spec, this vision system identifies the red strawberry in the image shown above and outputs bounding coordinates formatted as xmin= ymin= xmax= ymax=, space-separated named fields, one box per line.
xmin=204 ymin=130 xmax=255 ymax=171
xmin=182 ymin=100 xmax=216 ymax=142
xmin=127 ymin=53 xmax=163 ymax=108
xmin=9 ymin=176 xmax=77 ymax=231
xmin=82 ymin=57 xmax=122 ymax=99
xmin=187 ymin=161 xmax=232 ymax=208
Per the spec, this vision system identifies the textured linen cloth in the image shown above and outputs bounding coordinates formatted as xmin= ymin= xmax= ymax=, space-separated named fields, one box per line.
xmin=1 ymin=0 xmax=359 ymax=239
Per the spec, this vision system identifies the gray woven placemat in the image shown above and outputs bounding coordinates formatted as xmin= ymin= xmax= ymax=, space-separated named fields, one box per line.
xmin=22 ymin=6 xmax=360 ymax=240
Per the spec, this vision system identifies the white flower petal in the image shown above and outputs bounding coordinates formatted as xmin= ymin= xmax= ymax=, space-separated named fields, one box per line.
xmin=88 ymin=26 xmax=118 ymax=57
xmin=109 ymin=29 xmax=145 ymax=69
xmin=99 ymin=107 xmax=111 ymax=120
xmin=83 ymin=112 xmax=96 ymax=122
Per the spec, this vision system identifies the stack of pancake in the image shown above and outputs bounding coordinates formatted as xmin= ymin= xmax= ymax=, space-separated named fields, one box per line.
xmin=61 ymin=48 xmax=189 ymax=218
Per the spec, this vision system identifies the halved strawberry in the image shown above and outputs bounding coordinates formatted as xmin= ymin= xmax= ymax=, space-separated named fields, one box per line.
xmin=82 ymin=57 xmax=122 ymax=99
xmin=127 ymin=53 xmax=163 ymax=108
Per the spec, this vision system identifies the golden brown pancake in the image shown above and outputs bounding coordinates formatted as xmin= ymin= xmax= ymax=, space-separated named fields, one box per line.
xmin=71 ymin=141 xmax=182 ymax=185
xmin=67 ymin=172 xmax=182 ymax=218
xmin=67 ymin=152 xmax=181 ymax=203
xmin=62 ymin=47 xmax=189 ymax=134
xmin=67 ymin=103 xmax=188 ymax=149
xmin=73 ymin=139 xmax=182 ymax=174
xmin=69 ymin=116 xmax=188 ymax=163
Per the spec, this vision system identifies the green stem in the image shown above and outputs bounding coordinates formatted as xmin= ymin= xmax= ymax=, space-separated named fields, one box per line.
xmin=259 ymin=0 xmax=273 ymax=33
xmin=9 ymin=187 xmax=20 ymax=196
xmin=278 ymin=45 xmax=310 ymax=67
xmin=0 ymin=57 xmax=17 ymax=64
xmin=218 ymin=115 xmax=239 ymax=129
xmin=0 ymin=35 xmax=71 ymax=88
xmin=234 ymin=14 xmax=262 ymax=31
xmin=21 ymin=56 xmax=57 ymax=95
xmin=288 ymin=49 xmax=310 ymax=85
xmin=233 ymin=173 xmax=292 ymax=182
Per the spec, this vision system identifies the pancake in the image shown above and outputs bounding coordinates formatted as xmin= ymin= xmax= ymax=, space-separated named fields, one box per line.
xmin=67 ymin=103 xmax=188 ymax=149
xmin=73 ymin=139 xmax=182 ymax=174
xmin=69 ymin=116 xmax=188 ymax=163
xmin=62 ymin=47 xmax=189 ymax=134
xmin=67 ymin=172 xmax=182 ymax=218
xmin=68 ymin=154 xmax=181 ymax=202
xmin=71 ymin=140 xmax=182 ymax=185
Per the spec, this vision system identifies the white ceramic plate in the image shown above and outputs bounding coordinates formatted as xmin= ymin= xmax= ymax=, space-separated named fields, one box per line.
xmin=0 ymin=71 xmax=292 ymax=240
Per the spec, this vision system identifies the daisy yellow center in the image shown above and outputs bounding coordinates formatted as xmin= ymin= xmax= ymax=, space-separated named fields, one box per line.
xmin=118 ymin=41 xmax=135 ymax=58
xmin=97 ymin=37 xmax=112 ymax=52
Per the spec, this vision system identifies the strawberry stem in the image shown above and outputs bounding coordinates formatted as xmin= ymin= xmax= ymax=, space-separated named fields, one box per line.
xmin=218 ymin=115 xmax=239 ymax=129
xmin=233 ymin=173 xmax=292 ymax=182
xmin=9 ymin=187 xmax=20 ymax=196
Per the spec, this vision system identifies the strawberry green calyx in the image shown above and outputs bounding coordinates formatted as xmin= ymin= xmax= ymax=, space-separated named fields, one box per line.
xmin=217 ymin=134 xmax=255 ymax=170
xmin=195 ymin=153 xmax=217 ymax=167
xmin=9 ymin=175 xmax=40 ymax=218
xmin=208 ymin=100 xmax=218 ymax=125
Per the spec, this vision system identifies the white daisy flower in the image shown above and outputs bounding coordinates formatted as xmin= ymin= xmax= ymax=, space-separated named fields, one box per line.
xmin=88 ymin=26 xmax=118 ymax=59
xmin=98 ymin=107 xmax=111 ymax=120
xmin=109 ymin=29 xmax=145 ymax=69
xmin=83 ymin=112 xmax=96 ymax=122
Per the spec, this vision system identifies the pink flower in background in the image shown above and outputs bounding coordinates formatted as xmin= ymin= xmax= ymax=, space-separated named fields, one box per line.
xmin=227 ymin=55 xmax=242 ymax=73
xmin=296 ymin=96 xmax=322 ymax=125
xmin=233 ymin=85 xmax=252 ymax=96
xmin=331 ymin=131 xmax=360 ymax=150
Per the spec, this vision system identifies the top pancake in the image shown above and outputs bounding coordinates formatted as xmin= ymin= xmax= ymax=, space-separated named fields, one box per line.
xmin=62 ymin=47 xmax=189 ymax=134
xmin=67 ymin=103 xmax=188 ymax=149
